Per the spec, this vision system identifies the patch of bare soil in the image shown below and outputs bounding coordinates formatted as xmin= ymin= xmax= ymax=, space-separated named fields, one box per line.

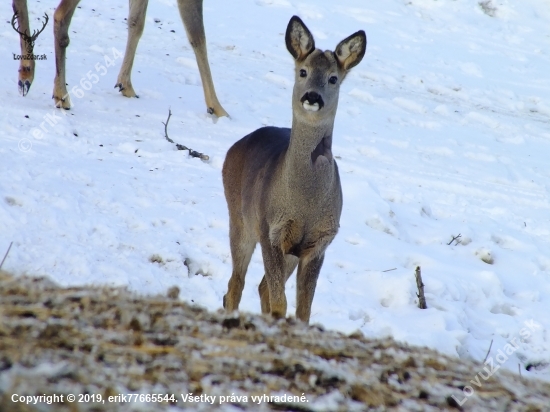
xmin=0 ymin=271 xmax=548 ymax=411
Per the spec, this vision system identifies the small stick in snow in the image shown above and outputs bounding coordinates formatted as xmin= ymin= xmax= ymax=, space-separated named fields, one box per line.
xmin=382 ymin=268 xmax=397 ymax=273
xmin=483 ymin=339 xmax=493 ymax=363
xmin=447 ymin=234 xmax=462 ymax=246
xmin=162 ymin=109 xmax=209 ymax=161
xmin=518 ymin=363 xmax=522 ymax=378
xmin=415 ymin=266 xmax=427 ymax=309
xmin=0 ymin=241 xmax=13 ymax=271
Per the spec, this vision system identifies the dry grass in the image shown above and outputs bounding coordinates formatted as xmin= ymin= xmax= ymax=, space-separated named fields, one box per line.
xmin=0 ymin=270 xmax=549 ymax=411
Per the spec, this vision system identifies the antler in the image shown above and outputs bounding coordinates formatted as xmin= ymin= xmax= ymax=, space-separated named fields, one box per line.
xmin=31 ymin=13 xmax=49 ymax=40
xmin=11 ymin=11 xmax=31 ymax=39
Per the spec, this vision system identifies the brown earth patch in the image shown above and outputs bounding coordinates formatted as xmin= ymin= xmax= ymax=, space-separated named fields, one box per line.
xmin=0 ymin=271 xmax=549 ymax=411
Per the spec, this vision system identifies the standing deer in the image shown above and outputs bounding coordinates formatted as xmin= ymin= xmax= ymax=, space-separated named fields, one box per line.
xmin=222 ymin=16 xmax=366 ymax=323
xmin=11 ymin=0 xmax=228 ymax=117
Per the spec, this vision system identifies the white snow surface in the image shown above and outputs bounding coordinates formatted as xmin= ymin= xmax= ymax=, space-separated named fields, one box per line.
xmin=2 ymin=0 xmax=550 ymax=381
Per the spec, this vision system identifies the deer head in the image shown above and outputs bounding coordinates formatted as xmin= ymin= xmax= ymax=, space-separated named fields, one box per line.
xmin=286 ymin=16 xmax=366 ymax=127
xmin=12 ymin=12 xmax=49 ymax=53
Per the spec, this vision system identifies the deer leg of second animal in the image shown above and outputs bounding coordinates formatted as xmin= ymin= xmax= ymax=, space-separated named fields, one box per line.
xmin=115 ymin=0 xmax=148 ymax=97
xmin=258 ymin=255 xmax=298 ymax=314
xmin=177 ymin=0 xmax=228 ymax=117
xmin=295 ymin=254 xmax=324 ymax=323
xmin=12 ymin=0 xmax=34 ymax=96
xmin=52 ymin=0 xmax=80 ymax=109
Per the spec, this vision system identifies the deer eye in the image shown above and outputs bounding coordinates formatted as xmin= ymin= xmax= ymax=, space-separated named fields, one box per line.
xmin=329 ymin=76 xmax=338 ymax=84
xmin=299 ymin=69 xmax=307 ymax=78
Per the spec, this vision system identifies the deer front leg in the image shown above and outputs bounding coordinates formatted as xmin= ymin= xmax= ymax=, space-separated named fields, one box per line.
xmin=258 ymin=254 xmax=298 ymax=314
xmin=115 ymin=0 xmax=148 ymax=97
xmin=12 ymin=0 xmax=34 ymax=96
xmin=259 ymin=237 xmax=288 ymax=319
xmin=177 ymin=0 xmax=228 ymax=117
xmin=295 ymin=253 xmax=324 ymax=323
xmin=52 ymin=0 xmax=80 ymax=109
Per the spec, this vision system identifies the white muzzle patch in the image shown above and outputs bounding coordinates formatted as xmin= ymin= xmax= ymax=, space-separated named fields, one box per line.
xmin=302 ymin=101 xmax=320 ymax=112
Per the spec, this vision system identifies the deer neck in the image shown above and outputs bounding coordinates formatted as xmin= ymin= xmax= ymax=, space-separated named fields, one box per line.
xmin=282 ymin=114 xmax=337 ymax=191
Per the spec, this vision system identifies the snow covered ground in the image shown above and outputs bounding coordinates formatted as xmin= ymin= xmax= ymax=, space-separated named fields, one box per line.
xmin=1 ymin=0 xmax=550 ymax=383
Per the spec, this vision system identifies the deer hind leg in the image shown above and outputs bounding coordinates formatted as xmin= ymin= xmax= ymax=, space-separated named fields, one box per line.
xmin=177 ymin=0 xmax=228 ymax=117
xmin=52 ymin=0 xmax=80 ymax=109
xmin=295 ymin=253 xmax=325 ymax=324
xmin=115 ymin=0 xmax=148 ymax=97
xmin=258 ymin=255 xmax=298 ymax=314
xmin=223 ymin=219 xmax=255 ymax=312
xmin=12 ymin=0 xmax=34 ymax=96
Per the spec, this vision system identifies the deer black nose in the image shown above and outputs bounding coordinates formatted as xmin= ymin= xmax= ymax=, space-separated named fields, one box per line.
xmin=300 ymin=91 xmax=324 ymax=110
xmin=304 ymin=91 xmax=319 ymax=104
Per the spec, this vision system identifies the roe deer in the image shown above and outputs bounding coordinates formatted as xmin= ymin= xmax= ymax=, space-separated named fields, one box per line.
xmin=11 ymin=0 xmax=228 ymax=116
xmin=222 ymin=16 xmax=366 ymax=323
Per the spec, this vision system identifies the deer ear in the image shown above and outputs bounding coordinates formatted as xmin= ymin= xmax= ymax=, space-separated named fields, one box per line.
xmin=285 ymin=16 xmax=315 ymax=61
xmin=335 ymin=30 xmax=366 ymax=71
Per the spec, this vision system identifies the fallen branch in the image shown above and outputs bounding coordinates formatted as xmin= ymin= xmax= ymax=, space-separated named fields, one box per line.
xmin=0 ymin=241 xmax=13 ymax=271
xmin=483 ymin=339 xmax=493 ymax=363
xmin=447 ymin=234 xmax=462 ymax=246
xmin=415 ymin=266 xmax=427 ymax=309
xmin=162 ymin=109 xmax=209 ymax=161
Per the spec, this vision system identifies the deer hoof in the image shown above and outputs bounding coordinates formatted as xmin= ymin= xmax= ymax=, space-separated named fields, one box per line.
xmin=115 ymin=82 xmax=138 ymax=98
xmin=18 ymin=80 xmax=31 ymax=96
xmin=207 ymin=105 xmax=229 ymax=118
xmin=53 ymin=96 xmax=70 ymax=110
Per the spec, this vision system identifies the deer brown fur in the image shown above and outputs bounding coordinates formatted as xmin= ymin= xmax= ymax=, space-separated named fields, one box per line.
xmin=222 ymin=16 xmax=366 ymax=323
xmin=11 ymin=0 xmax=227 ymax=116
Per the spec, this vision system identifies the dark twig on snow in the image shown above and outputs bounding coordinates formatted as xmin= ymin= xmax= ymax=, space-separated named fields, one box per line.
xmin=382 ymin=268 xmax=397 ymax=273
xmin=447 ymin=234 xmax=462 ymax=246
xmin=0 ymin=242 xmax=13 ymax=271
xmin=518 ymin=363 xmax=522 ymax=378
xmin=483 ymin=339 xmax=494 ymax=363
xmin=415 ymin=266 xmax=427 ymax=309
xmin=162 ymin=109 xmax=209 ymax=161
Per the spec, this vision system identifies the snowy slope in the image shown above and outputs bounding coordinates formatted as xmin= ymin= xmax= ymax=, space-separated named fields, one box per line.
xmin=1 ymin=0 xmax=550 ymax=382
